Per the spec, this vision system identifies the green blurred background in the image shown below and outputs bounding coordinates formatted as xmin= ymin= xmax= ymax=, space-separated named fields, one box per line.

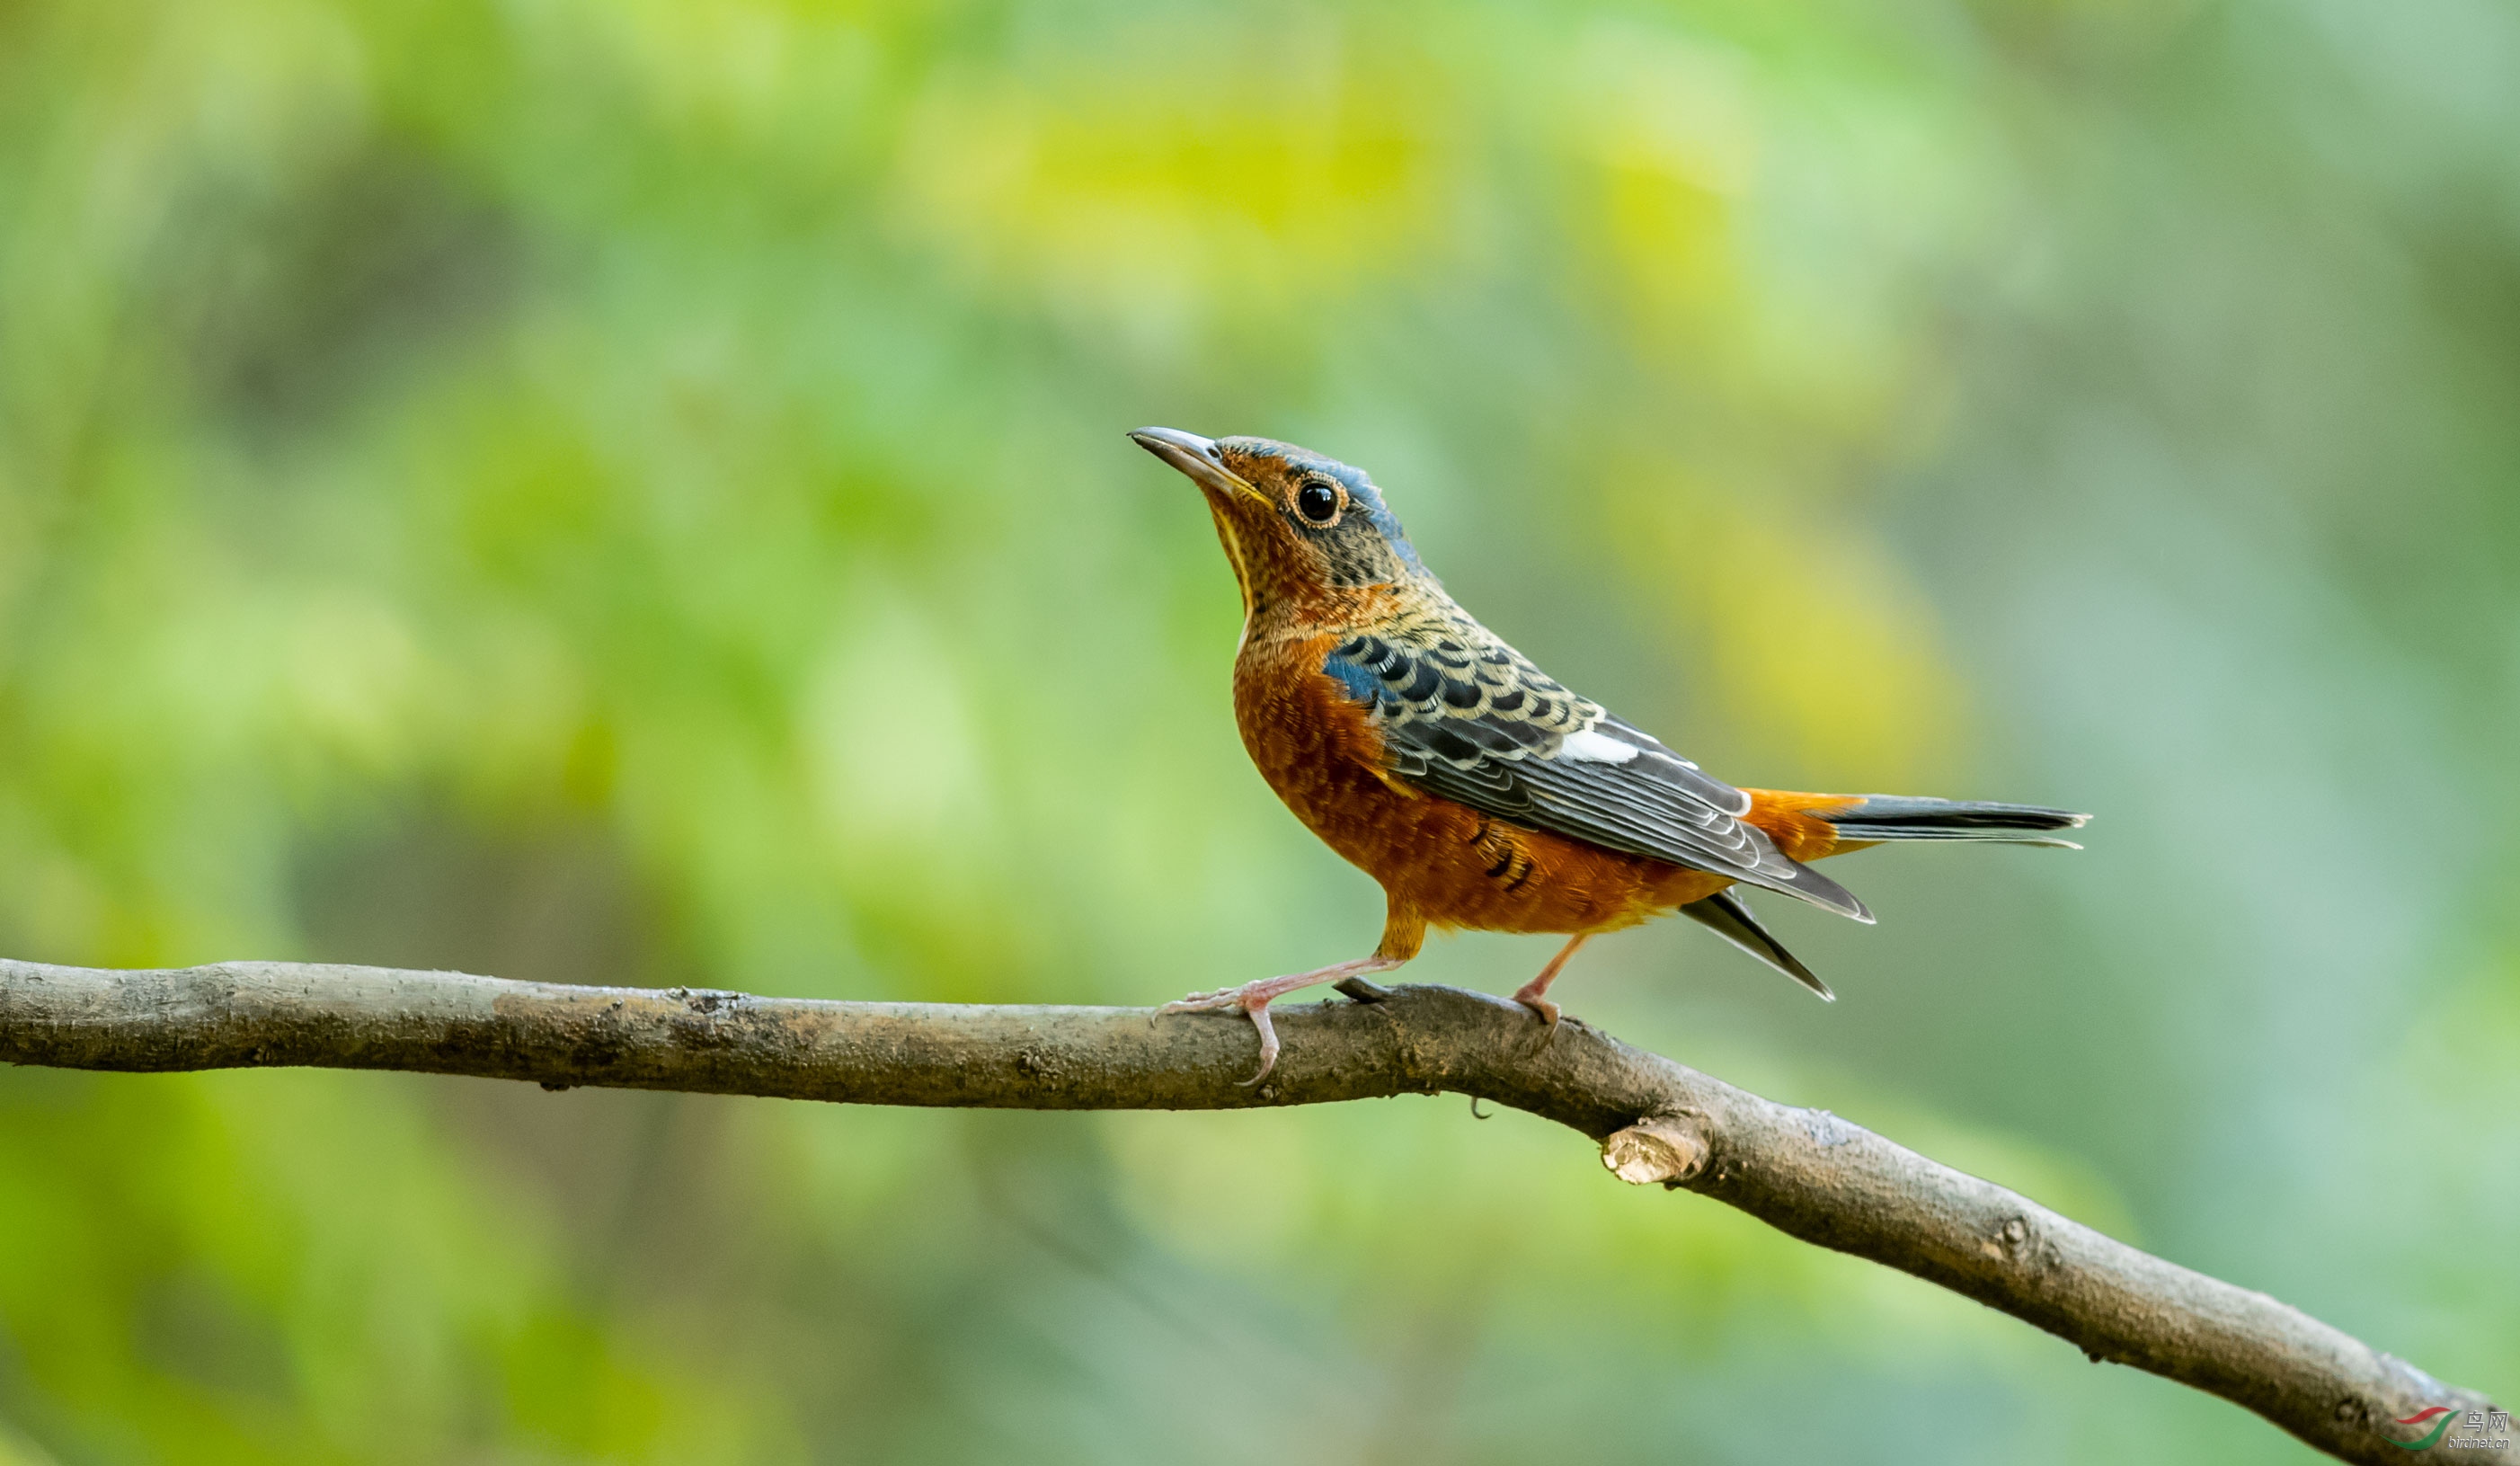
xmin=2 ymin=0 xmax=2514 ymax=1460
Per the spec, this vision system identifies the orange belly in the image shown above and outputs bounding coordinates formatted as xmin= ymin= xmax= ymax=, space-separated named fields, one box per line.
xmin=1234 ymin=638 xmax=1731 ymax=937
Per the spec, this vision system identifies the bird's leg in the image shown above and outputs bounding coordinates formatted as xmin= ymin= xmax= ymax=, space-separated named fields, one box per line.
xmin=1160 ymin=907 xmax=1425 ymax=1086
xmin=1158 ymin=955 xmax=1407 ymax=1085
xmin=1512 ymin=934 xmax=1592 ymax=1027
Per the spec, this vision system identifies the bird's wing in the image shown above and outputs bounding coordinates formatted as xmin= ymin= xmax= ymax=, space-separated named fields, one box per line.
xmin=1322 ymin=602 xmax=1872 ymax=920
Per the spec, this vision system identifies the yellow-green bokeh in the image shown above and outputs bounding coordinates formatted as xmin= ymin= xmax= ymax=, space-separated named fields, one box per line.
xmin=2 ymin=0 xmax=2514 ymax=1461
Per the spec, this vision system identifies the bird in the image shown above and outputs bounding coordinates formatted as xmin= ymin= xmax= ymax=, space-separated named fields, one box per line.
xmin=1127 ymin=427 xmax=2087 ymax=1082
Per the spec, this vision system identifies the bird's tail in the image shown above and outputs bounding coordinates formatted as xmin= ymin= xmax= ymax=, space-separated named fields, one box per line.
xmin=1704 ymin=792 xmax=2089 ymax=1002
xmin=1815 ymin=795 xmax=2089 ymax=848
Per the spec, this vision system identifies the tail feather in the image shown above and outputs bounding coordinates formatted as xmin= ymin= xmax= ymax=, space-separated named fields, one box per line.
xmin=1680 ymin=889 xmax=1833 ymax=1001
xmin=1687 ymin=795 xmax=2087 ymax=1002
xmin=1819 ymin=795 xmax=2089 ymax=849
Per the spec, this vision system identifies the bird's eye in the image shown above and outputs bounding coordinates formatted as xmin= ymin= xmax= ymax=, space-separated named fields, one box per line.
xmin=1295 ymin=480 xmax=1340 ymax=525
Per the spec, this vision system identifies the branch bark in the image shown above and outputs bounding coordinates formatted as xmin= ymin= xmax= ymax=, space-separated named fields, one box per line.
xmin=0 ymin=957 xmax=2497 ymax=1462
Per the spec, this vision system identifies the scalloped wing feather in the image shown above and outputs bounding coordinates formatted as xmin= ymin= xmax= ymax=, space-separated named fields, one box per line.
xmin=1322 ymin=596 xmax=1872 ymax=922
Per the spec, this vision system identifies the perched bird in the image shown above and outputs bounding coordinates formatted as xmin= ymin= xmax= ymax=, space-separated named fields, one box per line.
xmin=1129 ymin=427 xmax=2086 ymax=1081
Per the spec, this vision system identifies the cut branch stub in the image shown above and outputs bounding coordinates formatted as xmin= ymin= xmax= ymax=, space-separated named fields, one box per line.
xmin=1601 ymin=1114 xmax=1710 ymax=1187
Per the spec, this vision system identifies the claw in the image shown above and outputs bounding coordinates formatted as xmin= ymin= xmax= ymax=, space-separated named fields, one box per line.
xmin=1241 ymin=1003 xmax=1280 ymax=1085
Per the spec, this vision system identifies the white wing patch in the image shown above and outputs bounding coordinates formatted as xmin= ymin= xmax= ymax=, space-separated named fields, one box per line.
xmin=1557 ymin=727 xmax=1641 ymax=765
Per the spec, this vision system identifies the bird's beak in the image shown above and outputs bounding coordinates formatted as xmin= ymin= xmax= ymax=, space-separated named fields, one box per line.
xmin=1128 ymin=426 xmax=1265 ymax=503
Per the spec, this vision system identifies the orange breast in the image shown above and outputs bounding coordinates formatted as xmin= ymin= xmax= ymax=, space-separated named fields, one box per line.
xmin=1232 ymin=635 xmax=1730 ymax=937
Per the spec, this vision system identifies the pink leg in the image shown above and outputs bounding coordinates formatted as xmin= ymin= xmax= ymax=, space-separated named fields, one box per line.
xmin=1511 ymin=934 xmax=1592 ymax=1027
xmin=1158 ymin=955 xmax=1407 ymax=1085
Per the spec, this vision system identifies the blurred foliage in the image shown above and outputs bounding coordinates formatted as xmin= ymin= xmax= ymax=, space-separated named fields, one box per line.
xmin=2 ymin=0 xmax=2515 ymax=1460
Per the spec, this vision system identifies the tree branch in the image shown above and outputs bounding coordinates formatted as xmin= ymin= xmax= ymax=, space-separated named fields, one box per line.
xmin=0 ymin=957 xmax=2497 ymax=1462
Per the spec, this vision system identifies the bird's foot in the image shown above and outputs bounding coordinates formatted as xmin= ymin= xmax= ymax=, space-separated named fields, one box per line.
xmin=1511 ymin=933 xmax=1588 ymax=1035
xmin=1158 ymin=956 xmax=1405 ymax=1084
xmin=1510 ymin=981 xmax=1561 ymax=1030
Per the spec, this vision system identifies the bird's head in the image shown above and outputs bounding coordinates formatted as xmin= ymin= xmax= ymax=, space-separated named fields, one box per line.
xmin=1128 ymin=427 xmax=1424 ymax=619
